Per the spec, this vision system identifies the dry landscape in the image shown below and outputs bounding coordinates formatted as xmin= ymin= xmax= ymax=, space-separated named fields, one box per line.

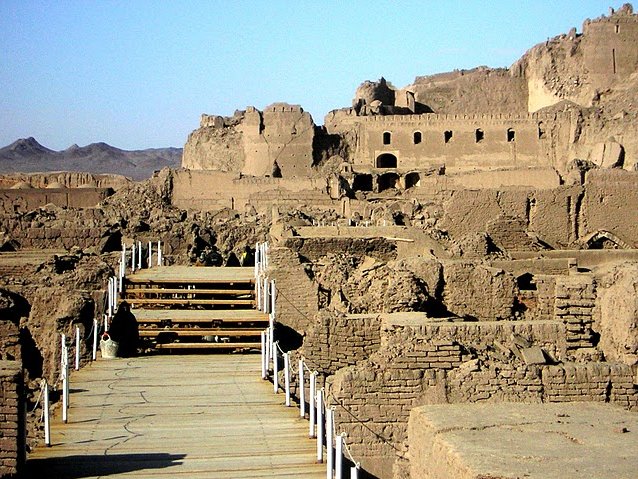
xmin=1 ymin=4 xmax=638 ymax=479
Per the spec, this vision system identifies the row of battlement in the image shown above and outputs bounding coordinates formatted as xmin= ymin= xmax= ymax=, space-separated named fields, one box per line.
xmin=358 ymin=112 xmax=569 ymax=123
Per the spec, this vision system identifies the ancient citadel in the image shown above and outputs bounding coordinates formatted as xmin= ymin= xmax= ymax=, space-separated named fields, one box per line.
xmin=1 ymin=4 xmax=638 ymax=479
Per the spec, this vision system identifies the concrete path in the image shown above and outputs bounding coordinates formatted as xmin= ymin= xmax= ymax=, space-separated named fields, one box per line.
xmin=26 ymin=355 xmax=325 ymax=478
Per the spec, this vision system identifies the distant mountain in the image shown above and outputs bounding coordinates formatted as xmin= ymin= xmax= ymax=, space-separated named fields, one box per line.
xmin=0 ymin=138 xmax=182 ymax=180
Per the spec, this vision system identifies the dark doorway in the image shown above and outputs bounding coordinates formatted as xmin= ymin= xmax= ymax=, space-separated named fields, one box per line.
xmin=405 ymin=172 xmax=421 ymax=189
xmin=352 ymin=174 xmax=373 ymax=191
xmin=376 ymin=153 xmax=397 ymax=168
xmin=378 ymin=172 xmax=400 ymax=192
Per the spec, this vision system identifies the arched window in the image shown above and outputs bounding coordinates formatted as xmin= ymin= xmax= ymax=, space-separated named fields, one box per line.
xmin=376 ymin=153 xmax=397 ymax=168
xmin=507 ymin=128 xmax=515 ymax=142
xmin=413 ymin=131 xmax=422 ymax=144
xmin=538 ymin=122 xmax=546 ymax=139
xmin=475 ymin=128 xmax=484 ymax=143
xmin=383 ymin=131 xmax=392 ymax=145
xmin=444 ymin=130 xmax=453 ymax=143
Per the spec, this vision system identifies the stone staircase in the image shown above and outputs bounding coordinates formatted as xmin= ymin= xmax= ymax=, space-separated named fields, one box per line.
xmin=119 ymin=266 xmax=268 ymax=352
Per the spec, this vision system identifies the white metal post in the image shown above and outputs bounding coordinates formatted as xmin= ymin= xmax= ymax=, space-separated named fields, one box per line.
xmin=107 ymin=278 xmax=113 ymax=317
xmin=62 ymin=347 xmax=68 ymax=423
xmin=284 ymin=352 xmax=291 ymax=406
xmin=263 ymin=277 xmax=269 ymax=314
xmin=326 ymin=407 xmax=334 ymax=478
xmin=118 ymin=263 xmax=123 ymax=292
xmin=257 ymin=277 xmax=262 ymax=311
xmin=309 ymin=371 xmax=317 ymax=437
xmin=121 ymin=244 xmax=126 ymax=275
xmin=157 ymin=240 xmax=162 ymax=266
xmin=261 ymin=331 xmax=267 ymax=379
xmin=351 ymin=465 xmax=359 ymax=479
xmin=92 ymin=319 xmax=98 ymax=361
xmin=273 ymin=341 xmax=279 ymax=394
xmin=299 ymin=359 xmax=305 ymax=418
xmin=148 ymin=241 xmax=152 ymax=268
xmin=317 ymin=388 xmax=324 ymax=463
xmin=336 ymin=433 xmax=344 ymax=479
xmin=75 ymin=326 xmax=80 ymax=371
xmin=137 ymin=241 xmax=142 ymax=270
xmin=61 ymin=334 xmax=66 ymax=367
xmin=103 ymin=314 xmax=109 ymax=332
xmin=43 ymin=380 xmax=50 ymax=446
xmin=265 ymin=327 xmax=271 ymax=372
xmin=131 ymin=242 xmax=136 ymax=272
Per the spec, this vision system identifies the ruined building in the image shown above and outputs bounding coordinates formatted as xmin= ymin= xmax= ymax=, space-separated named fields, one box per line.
xmin=1 ymin=4 xmax=637 ymax=479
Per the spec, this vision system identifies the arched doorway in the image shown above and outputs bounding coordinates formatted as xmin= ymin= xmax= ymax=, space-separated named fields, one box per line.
xmin=352 ymin=173 xmax=373 ymax=191
xmin=376 ymin=153 xmax=397 ymax=168
xmin=378 ymin=172 xmax=400 ymax=192
xmin=405 ymin=172 xmax=421 ymax=189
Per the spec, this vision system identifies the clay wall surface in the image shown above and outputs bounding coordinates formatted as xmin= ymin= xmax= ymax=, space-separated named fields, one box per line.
xmin=326 ymin=311 xmax=637 ymax=477
xmin=580 ymin=170 xmax=638 ymax=247
xmin=0 ymin=361 xmax=24 ymax=478
xmin=511 ymin=249 xmax=638 ymax=267
xmin=0 ymin=188 xmax=112 ymax=213
xmin=170 ymin=169 xmax=326 ymax=212
xmin=302 ymin=313 xmax=381 ymax=374
xmin=268 ymin=246 xmax=318 ymax=334
xmin=0 ymin=209 xmax=107 ymax=250
xmin=583 ymin=13 xmax=638 ymax=85
xmin=182 ymin=103 xmax=315 ymax=178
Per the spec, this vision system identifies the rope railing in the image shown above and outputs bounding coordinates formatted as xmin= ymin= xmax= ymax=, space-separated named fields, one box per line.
xmin=260 ymin=319 xmax=362 ymax=477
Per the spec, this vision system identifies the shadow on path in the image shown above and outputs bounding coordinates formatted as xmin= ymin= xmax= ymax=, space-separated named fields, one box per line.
xmin=25 ymin=452 xmax=186 ymax=479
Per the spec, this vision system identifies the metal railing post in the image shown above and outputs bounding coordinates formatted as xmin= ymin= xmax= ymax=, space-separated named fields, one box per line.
xmin=131 ymin=242 xmax=136 ymax=272
xmin=62 ymin=346 xmax=69 ymax=423
xmin=261 ymin=331 xmax=267 ymax=379
xmin=43 ymin=380 xmax=50 ymax=446
xmin=137 ymin=241 xmax=142 ymax=270
xmin=326 ymin=407 xmax=334 ymax=478
xmin=74 ymin=326 xmax=80 ymax=371
xmin=299 ymin=359 xmax=305 ymax=418
xmin=284 ymin=352 xmax=291 ymax=406
xmin=273 ymin=341 xmax=279 ymax=394
xmin=316 ymin=388 xmax=324 ymax=463
xmin=309 ymin=371 xmax=317 ymax=437
xmin=335 ymin=433 xmax=344 ymax=479
xmin=92 ymin=319 xmax=98 ymax=361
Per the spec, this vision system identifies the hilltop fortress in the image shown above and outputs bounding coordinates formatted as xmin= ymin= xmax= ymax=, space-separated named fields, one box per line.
xmin=1 ymin=5 xmax=638 ymax=479
xmin=183 ymin=3 xmax=638 ymax=186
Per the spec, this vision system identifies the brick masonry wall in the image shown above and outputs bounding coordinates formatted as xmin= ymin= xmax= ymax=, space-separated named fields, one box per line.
xmin=302 ymin=313 xmax=381 ymax=374
xmin=0 ymin=361 xmax=24 ymax=478
xmin=554 ymin=275 xmax=597 ymax=352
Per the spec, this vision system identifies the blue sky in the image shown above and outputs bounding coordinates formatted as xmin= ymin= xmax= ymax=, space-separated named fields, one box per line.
xmin=0 ymin=0 xmax=615 ymax=150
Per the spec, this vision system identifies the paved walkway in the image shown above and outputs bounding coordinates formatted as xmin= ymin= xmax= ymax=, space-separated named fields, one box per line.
xmin=26 ymin=355 xmax=324 ymax=478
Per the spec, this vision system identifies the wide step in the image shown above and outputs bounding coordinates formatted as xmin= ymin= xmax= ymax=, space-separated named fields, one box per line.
xmin=121 ymin=266 xmax=265 ymax=355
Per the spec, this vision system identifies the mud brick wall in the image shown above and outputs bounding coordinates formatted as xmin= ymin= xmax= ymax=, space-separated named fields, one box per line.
xmin=542 ymin=363 xmax=638 ymax=409
xmin=554 ymin=275 xmax=596 ymax=352
xmin=448 ymin=365 xmax=543 ymax=403
xmin=382 ymin=317 xmax=567 ymax=362
xmin=302 ymin=313 xmax=381 ymax=374
xmin=269 ymin=246 xmax=318 ymax=334
xmin=329 ymin=363 xmax=446 ymax=479
xmin=0 ymin=361 xmax=24 ymax=478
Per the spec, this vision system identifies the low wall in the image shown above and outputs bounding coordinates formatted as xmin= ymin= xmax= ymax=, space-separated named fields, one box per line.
xmin=0 ymin=188 xmax=112 ymax=213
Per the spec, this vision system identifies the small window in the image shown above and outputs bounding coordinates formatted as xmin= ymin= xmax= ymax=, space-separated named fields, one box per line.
xmin=538 ymin=122 xmax=546 ymax=140
xmin=615 ymin=24 xmax=620 ymax=33
xmin=475 ymin=128 xmax=484 ymax=143
xmin=413 ymin=131 xmax=422 ymax=144
xmin=444 ymin=130 xmax=453 ymax=143
xmin=507 ymin=128 xmax=515 ymax=142
xmin=383 ymin=131 xmax=391 ymax=145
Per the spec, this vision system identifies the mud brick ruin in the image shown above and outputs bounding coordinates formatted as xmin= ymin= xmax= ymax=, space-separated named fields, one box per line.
xmin=1 ymin=4 xmax=638 ymax=479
